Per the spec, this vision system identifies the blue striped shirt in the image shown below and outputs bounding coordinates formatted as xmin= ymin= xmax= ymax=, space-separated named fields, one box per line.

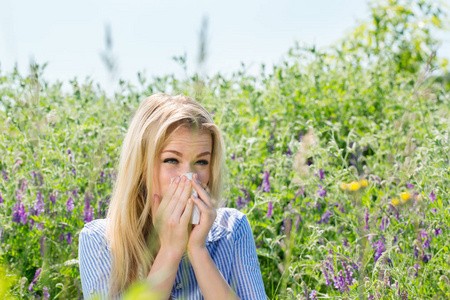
xmin=78 ymin=208 xmax=267 ymax=299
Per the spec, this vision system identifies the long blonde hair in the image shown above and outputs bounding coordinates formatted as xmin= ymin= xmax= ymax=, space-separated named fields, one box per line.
xmin=106 ymin=93 xmax=226 ymax=298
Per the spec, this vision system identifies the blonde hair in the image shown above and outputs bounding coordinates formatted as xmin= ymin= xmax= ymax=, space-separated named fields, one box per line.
xmin=106 ymin=93 xmax=226 ymax=298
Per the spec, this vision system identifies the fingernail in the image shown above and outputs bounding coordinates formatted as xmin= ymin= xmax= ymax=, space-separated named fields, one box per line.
xmin=175 ymin=177 xmax=181 ymax=183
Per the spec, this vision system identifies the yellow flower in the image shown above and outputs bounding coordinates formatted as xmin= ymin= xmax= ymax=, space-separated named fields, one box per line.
xmin=400 ymin=192 xmax=410 ymax=203
xmin=339 ymin=183 xmax=348 ymax=191
xmin=392 ymin=198 xmax=400 ymax=206
xmin=359 ymin=179 xmax=369 ymax=188
xmin=348 ymin=181 xmax=360 ymax=192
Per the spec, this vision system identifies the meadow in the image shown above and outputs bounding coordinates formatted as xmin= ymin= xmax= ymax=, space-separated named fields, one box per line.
xmin=1 ymin=0 xmax=449 ymax=299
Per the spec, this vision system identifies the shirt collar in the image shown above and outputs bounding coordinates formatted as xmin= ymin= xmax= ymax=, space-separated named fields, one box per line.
xmin=206 ymin=220 xmax=230 ymax=245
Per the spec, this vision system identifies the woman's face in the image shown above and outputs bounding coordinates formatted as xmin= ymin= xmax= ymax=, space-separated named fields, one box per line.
xmin=153 ymin=126 xmax=212 ymax=200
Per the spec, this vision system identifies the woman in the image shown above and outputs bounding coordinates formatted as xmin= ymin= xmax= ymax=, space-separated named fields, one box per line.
xmin=78 ymin=93 xmax=267 ymax=300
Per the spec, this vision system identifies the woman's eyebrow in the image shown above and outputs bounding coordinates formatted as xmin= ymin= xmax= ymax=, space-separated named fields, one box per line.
xmin=162 ymin=150 xmax=211 ymax=158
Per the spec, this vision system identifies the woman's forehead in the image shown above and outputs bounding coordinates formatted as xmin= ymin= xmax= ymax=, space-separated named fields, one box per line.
xmin=163 ymin=127 xmax=212 ymax=148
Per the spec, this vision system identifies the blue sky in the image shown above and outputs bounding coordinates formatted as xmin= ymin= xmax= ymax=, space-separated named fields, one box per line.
xmin=0 ymin=0 xmax=448 ymax=94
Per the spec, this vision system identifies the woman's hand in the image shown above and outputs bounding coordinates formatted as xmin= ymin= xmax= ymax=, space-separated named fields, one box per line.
xmin=187 ymin=173 xmax=217 ymax=256
xmin=151 ymin=176 xmax=195 ymax=258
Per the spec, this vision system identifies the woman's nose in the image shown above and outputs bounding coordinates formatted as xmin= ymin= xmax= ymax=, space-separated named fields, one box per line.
xmin=180 ymin=164 xmax=195 ymax=176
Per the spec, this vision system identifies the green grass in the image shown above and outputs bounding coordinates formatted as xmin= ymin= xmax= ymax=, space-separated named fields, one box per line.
xmin=0 ymin=0 xmax=449 ymax=299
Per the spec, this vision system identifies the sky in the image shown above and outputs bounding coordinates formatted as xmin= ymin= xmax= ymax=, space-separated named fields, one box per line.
xmin=0 ymin=0 xmax=448 ymax=95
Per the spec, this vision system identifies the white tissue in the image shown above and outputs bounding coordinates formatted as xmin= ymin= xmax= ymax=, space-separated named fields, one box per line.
xmin=170 ymin=172 xmax=200 ymax=224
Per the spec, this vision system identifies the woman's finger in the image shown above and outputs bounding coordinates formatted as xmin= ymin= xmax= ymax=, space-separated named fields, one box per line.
xmin=171 ymin=179 xmax=192 ymax=220
xmin=191 ymin=173 xmax=213 ymax=208
xmin=180 ymin=196 xmax=194 ymax=226
xmin=158 ymin=176 xmax=181 ymax=212
xmin=151 ymin=194 xmax=161 ymax=225
xmin=191 ymin=195 xmax=216 ymax=224
xmin=165 ymin=176 xmax=188 ymax=214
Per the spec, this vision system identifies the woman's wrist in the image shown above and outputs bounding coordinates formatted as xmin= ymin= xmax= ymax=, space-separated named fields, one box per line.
xmin=158 ymin=246 xmax=185 ymax=264
xmin=187 ymin=245 xmax=208 ymax=262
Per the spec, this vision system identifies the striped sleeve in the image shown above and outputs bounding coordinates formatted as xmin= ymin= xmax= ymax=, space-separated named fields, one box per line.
xmin=230 ymin=214 xmax=267 ymax=300
xmin=79 ymin=225 xmax=112 ymax=300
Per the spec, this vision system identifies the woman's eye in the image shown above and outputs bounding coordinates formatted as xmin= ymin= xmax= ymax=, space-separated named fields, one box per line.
xmin=163 ymin=158 xmax=178 ymax=164
xmin=163 ymin=159 xmax=209 ymax=165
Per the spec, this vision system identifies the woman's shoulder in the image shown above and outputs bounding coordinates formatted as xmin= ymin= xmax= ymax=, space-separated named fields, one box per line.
xmin=79 ymin=219 xmax=111 ymax=251
xmin=80 ymin=218 xmax=109 ymax=237
xmin=214 ymin=208 xmax=249 ymax=232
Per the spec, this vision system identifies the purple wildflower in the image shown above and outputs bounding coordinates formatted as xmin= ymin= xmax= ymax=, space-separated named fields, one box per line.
xmin=99 ymin=171 xmax=106 ymax=183
xmin=31 ymin=171 xmax=44 ymax=186
xmin=66 ymin=232 xmax=72 ymax=244
xmin=43 ymin=287 xmax=50 ymax=300
xmin=231 ymin=153 xmax=235 ymax=160
xmin=298 ymin=131 xmax=303 ymax=141
xmin=293 ymin=187 xmax=305 ymax=202
xmin=317 ymin=185 xmax=327 ymax=198
xmin=413 ymin=263 xmax=421 ymax=277
xmin=407 ymin=182 xmax=414 ymax=189
xmin=59 ymin=233 xmax=64 ymax=242
xmin=286 ymin=147 xmax=292 ymax=156
xmin=72 ymin=187 xmax=79 ymax=197
xmin=237 ymin=196 xmax=245 ymax=209
xmin=380 ymin=216 xmax=389 ymax=231
xmin=309 ymin=290 xmax=317 ymax=300
xmin=314 ymin=202 xmax=322 ymax=212
xmin=2 ymin=170 xmax=7 ymax=181
xmin=421 ymin=230 xmax=430 ymax=249
xmin=435 ymin=228 xmax=443 ymax=237
xmin=262 ymin=171 xmax=270 ymax=192
xmin=342 ymin=260 xmax=354 ymax=286
xmin=343 ymin=239 xmax=349 ymax=247
xmin=28 ymin=268 xmax=42 ymax=291
xmin=322 ymin=267 xmax=331 ymax=286
xmin=34 ymin=191 xmax=45 ymax=216
xmin=83 ymin=192 xmax=95 ymax=223
xmin=19 ymin=178 xmax=29 ymax=193
xmin=49 ymin=191 xmax=57 ymax=205
xmin=71 ymin=168 xmax=76 ymax=176
xmin=317 ymin=168 xmax=325 ymax=182
xmin=266 ymin=201 xmax=273 ymax=218
xmin=337 ymin=270 xmax=346 ymax=292
xmin=0 ymin=191 xmax=3 ymax=206
xmin=429 ymin=190 xmax=436 ymax=202
xmin=12 ymin=201 xmax=28 ymax=225
xmin=318 ymin=210 xmax=332 ymax=224
xmin=66 ymin=197 xmax=74 ymax=213
xmin=84 ymin=207 xmax=94 ymax=223
xmin=414 ymin=246 xmax=419 ymax=258
xmin=422 ymin=253 xmax=431 ymax=263
xmin=374 ymin=239 xmax=386 ymax=262
xmin=364 ymin=208 xmax=369 ymax=230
